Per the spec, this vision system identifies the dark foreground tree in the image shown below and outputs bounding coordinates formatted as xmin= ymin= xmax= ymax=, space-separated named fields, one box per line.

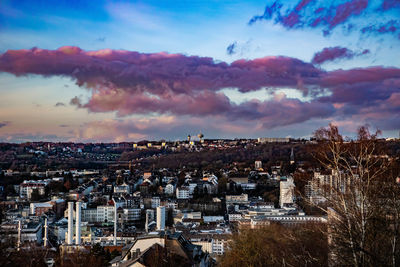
xmin=311 ymin=124 xmax=400 ymax=266
xmin=219 ymin=223 xmax=328 ymax=267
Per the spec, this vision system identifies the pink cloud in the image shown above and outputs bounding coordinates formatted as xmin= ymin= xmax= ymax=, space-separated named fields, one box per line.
xmin=311 ymin=46 xmax=369 ymax=65
xmin=0 ymin=47 xmax=400 ymax=132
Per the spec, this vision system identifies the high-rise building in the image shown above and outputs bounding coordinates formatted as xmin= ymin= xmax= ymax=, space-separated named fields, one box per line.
xmin=156 ymin=206 xmax=165 ymax=231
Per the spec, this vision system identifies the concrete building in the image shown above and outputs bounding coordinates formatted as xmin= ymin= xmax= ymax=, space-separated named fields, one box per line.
xmin=156 ymin=206 xmax=166 ymax=231
xmin=30 ymin=202 xmax=53 ymax=216
xmin=151 ymin=197 xmax=161 ymax=209
xmin=123 ymin=208 xmax=142 ymax=222
xmin=0 ymin=221 xmax=43 ymax=244
xmin=228 ymin=213 xmax=243 ymax=222
xmin=257 ymin=137 xmax=290 ymax=143
xmin=19 ymin=180 xmax=47 ymax=199
xmin=96 ymin=205 xmax=115 ymax=222
xmin=279 ymin=177 xmax=295 ymax=208
xmin=226 ymin=193 xmax=248 ymax=204
xmin=176 ymin=187 xmax=190 ymax=199
xmin=114 ymin=183 xmax=130 ymax=194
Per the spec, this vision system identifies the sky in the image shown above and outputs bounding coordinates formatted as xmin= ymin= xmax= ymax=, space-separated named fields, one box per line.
xmin=0 ymin=0 xmax=399 ymax=143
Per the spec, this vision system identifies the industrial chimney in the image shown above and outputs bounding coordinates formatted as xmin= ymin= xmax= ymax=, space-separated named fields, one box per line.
xmin=67 ymin=202 xmax=74 ymax=245
xmin=75 ymin=202 xmax=81 ymax=245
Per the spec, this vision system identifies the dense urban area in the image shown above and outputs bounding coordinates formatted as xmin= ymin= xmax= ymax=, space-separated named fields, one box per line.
xmin=0 ymin=128 xmax=400 ymax=266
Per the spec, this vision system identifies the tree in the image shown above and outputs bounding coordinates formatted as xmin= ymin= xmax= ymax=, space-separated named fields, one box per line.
xmin=5 ymin=184 xmax=16 ymax=196
xmin=219 ymin=223 xmax=327 ymax=267
xmin=311 ymin=124 xmax=400 ymax=266
xmin=30 ymin=188 xmax=41 ymax=201
xmin=116 ymin=175 xmax=124 ymax=185
xmin=166 ymin=208 xmax=174 ymax=227
xmin=218 ymin=177 xmax=227 ymax=194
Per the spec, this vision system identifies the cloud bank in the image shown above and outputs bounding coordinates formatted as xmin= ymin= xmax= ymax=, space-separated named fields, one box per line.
xmin=0 ymin=46 xmax=399 ymax=134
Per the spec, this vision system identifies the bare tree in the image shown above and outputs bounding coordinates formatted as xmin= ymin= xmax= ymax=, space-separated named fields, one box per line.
xmin=310 ymin=124 xmax=400 ymax=266
xmin=219 ymin=223 xmax=328 ymax=267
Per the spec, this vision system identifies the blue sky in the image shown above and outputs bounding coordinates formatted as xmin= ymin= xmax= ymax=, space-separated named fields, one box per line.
xmin=0 ymin=0 xmax=399 ymax=142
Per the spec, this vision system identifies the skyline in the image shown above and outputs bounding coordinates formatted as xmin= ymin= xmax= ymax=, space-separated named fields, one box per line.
xmin=1 ymin=0 xmax=400 ymax=142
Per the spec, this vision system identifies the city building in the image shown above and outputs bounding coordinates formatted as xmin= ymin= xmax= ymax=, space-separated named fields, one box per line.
xmin=279 ymin=177 xmax=295 ymax=208
xmin=156 ymin=206 xmax=165 ymax=231
xmin=176 ymin=187 xmax=190 ymax=199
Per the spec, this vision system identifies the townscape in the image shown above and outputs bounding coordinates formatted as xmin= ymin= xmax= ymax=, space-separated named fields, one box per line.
xmin=1 ymin=132 xmax=399 ymax=266
xmin=1 ymin=0 xmax=400 ymax=266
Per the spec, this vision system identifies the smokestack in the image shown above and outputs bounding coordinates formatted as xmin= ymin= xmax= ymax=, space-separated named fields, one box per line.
xmin=75 ymin=202 xmax=81 ymax=245
xmin=114 ymin=203 xmax=117 ymax=246
xmin=44 ymin=218 xmax=48 ymax=247
xmin=67 ymin=202 xmax=74 ymax=245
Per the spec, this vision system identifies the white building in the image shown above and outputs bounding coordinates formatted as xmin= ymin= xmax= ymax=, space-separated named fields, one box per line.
xmin=212 ymin=238 xmax=228 ymax=255
xmin=188 ymin=183 xmax=198 ymax=195
xmin=123 ymin=208 xmax=142 ymax=222
xmin=164 ymin=184 xmax=175 ymax=195
xmin=114 ymin=184 xmax=130 ymax=194
xmin=279 ymin=177 xmax=295 ymax=208
xmin=19 ymin=180 xmax=48 ymax=199
xmin=226 ymin=194 xmax=248 ymax=204
xmin=228 ymin=213 xmax=243 ymax=222
xmin=151 ymin=197 xmax=161 ymax=209
xmin=176 ymin=187 xmax=190 ymax=199
xmin=82 ymin=208 xmax=97 ymax=222
xmin=183 ymin=211 xmax=202 ymax=220
xmin=97 ymin=205 xmax=115 ymax=223
xmin=156 ymin=206 xmax=166 ymax=231
xmin=203 ymin=216 xmax=224 ymax=223
xmin=258 ymin=137 xmax=290 ymax=143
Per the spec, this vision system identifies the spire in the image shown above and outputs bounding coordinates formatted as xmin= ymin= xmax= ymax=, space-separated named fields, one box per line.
xmin=290 ymin=147 xmax=295 ymax=164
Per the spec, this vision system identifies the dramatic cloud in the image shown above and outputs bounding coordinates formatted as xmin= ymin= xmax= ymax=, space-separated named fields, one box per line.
xmin=249 ymin=0 xmax=400 ymax=38
xmin=0 ymin=46 xmax=399 ymax=131
xmin=311 ymin=46 xmax=370 ymax=65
